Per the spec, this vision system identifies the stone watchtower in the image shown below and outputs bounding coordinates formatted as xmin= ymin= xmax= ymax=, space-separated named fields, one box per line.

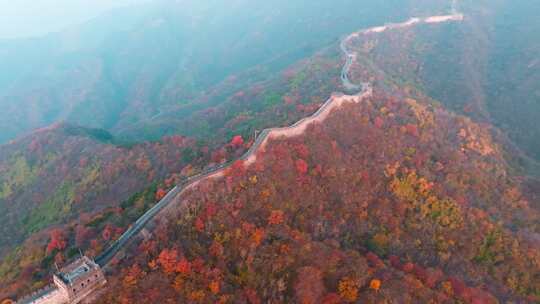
xmin=52 ymin=256 xmax=107 ymax=304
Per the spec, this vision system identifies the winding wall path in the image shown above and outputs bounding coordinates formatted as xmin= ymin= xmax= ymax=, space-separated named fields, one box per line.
xmin=17 ymin=3 xmax=464 ymax=303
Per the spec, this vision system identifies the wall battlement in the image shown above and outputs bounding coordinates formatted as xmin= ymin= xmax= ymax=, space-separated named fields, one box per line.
xmin=16 ymin=256 xmax=106 ymax=304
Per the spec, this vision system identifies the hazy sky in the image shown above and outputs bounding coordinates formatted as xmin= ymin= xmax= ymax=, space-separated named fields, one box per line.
xmin=0 ymin=0 xmax=148 ymax=39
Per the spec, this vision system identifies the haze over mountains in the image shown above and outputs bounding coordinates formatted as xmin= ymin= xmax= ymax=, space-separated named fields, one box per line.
xmin=0 ymin=0 xmax=445 ymax=144
xmin=0 ymin=0 xmax=539 ymax=302
xmin=0 ymin=0 xmax=147 ymax=39
xmin=2 ymin=0 xmax=538 ymax=160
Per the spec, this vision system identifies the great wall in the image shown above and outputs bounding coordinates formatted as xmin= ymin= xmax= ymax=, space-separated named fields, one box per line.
xmin=16 ymin=3 xmax=464 ymax=303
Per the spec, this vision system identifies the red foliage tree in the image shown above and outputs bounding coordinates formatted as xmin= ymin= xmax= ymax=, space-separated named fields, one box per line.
xmin=295 ymin=159 xmax=309 ymax=175
xmin=176 ymin=257 xmax=192 ymax=275
xmin=79 ymin=157 xmax=88 ymax=168
xmin=231 ymin=135 xmax=244 ymax=148
xmin=211 ymin=149 xmax=227 ymax=163
xmin=168 ymin=135 xmax=186 ymax=147
xmin=46 ymin=229 xmax=67 ymax=254
xmin=28 ymin=138 xmax=40 ymax=153
xmin=268 ymin=210 xmax=285 ymax=225
xmin=469 ymin=288 xmax=497 ymax=304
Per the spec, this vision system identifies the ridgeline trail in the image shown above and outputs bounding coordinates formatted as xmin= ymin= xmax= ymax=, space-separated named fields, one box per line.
xmin=94 ymin=5 xmax=464 ymax=269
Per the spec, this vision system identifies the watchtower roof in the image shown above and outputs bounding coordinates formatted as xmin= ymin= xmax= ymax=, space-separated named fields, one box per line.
xmin=55 ymin=256 xmax=100 ymax=285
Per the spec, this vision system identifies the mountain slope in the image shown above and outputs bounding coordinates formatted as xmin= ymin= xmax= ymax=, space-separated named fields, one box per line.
xmin=0 ymin=123 xmax=214 ymax=298
xmin=97 ymin=90 xmax=539 ymax=303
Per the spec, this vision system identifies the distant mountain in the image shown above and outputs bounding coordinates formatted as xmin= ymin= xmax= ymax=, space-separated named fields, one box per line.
xmin=0 ymin=0 xmax=448 ymax=144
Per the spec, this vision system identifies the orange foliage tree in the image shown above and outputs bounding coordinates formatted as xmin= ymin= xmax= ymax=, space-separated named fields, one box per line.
xmin=155 ymin=188 xmax=167 ymax=201
xmin=158 ymin=248 xmax=178 ymax=274
xmin=369 ymin=279 xmax=381 ymax=291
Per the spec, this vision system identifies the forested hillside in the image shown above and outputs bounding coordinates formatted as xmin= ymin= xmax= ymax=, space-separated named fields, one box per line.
xmin=0 ymin=123 xmax=212 ymax=297
xmin=96 ymin=90 xmax=539 ymax=303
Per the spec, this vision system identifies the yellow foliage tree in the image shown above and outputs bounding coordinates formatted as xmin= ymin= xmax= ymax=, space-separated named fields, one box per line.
xmin=338 ymin=277 xmax=359 ymax=302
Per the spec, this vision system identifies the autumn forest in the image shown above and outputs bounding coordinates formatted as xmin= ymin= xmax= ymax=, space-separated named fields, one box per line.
xmin=0 ymin=0 xmax=539 ymax=303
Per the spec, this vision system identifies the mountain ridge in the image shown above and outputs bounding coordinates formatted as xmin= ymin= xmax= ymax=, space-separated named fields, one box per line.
xmin=97 ymin=87 xmax=539 ymax=302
